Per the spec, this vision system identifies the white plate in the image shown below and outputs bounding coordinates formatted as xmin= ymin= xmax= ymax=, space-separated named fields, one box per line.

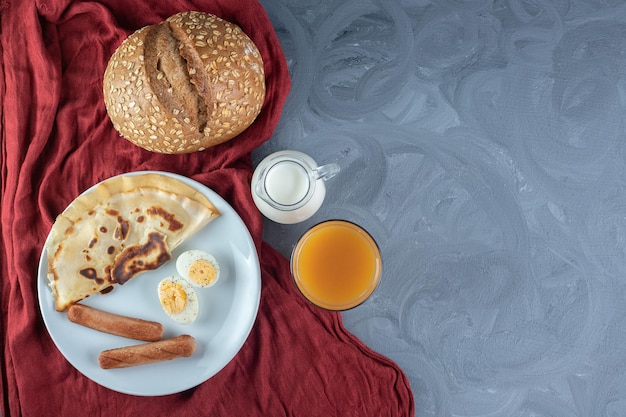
xmin=37 ymin=171 xmax=261 ymax=396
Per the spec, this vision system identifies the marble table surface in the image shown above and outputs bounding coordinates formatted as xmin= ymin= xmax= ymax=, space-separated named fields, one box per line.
xmin=254 ymin=0 xmax=626 ymax=414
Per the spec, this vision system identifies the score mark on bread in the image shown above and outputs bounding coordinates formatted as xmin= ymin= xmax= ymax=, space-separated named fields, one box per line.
xmin=103 ymin=11 xmax=266 ymax=154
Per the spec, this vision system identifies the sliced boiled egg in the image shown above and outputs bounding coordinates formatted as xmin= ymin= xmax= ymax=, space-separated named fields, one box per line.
xmin=157 ymin=275 xmax=199 ymax=324
xmin=176 ymin=249 xmax=220 ymax=288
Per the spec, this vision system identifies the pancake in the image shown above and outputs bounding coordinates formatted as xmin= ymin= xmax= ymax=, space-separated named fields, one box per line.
xmin=45 ymin=173 xmax=220 ymax=312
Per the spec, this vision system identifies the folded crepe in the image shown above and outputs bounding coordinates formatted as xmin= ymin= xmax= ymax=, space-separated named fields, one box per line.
xmin=45 ymin=173 xmax=220 ymax=312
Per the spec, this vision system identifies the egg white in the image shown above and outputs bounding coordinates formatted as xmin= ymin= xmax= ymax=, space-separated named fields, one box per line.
xmin=157 ymin=275 xmax=199 ymax=324
xmin=176 ymin=249 xmax=221 ymax=287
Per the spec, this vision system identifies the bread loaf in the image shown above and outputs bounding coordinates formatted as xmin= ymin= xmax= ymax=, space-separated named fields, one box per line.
xmin=103 ymin=11 xmax=266 ymax=154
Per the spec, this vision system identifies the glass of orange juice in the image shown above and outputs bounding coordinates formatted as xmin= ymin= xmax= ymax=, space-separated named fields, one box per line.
xmin=290 ymin=220 xmax=382 ymax=311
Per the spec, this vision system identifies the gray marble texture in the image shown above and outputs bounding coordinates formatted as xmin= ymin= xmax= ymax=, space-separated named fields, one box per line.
xmin=253 ymin=0 xmax=626 ymax=415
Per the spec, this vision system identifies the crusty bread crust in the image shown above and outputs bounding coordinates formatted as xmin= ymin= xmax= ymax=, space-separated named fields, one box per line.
xmin=103 ymin=11 xmax=266 ymax=154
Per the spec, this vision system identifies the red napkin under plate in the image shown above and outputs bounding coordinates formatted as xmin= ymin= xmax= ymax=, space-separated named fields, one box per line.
xmin=0 ymin=0 xmax=414 ymax=415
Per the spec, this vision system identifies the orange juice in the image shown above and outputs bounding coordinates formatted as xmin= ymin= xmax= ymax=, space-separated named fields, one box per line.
xmin=291 ymin=220 xmax=382 ymax=310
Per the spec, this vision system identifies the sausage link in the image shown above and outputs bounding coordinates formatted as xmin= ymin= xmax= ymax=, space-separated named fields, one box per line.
xmin=98 ymin=334 xmax=197 ymax=369
xmin=67 ymin=304 xmax=163 ymax=342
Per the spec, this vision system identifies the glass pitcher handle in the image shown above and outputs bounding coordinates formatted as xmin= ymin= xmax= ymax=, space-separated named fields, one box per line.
xmin=312 ymin=163 xmax=340 ymax=181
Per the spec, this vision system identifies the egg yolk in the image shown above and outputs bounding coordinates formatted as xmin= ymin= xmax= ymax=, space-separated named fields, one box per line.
xmin=187 ymin=259 xmax=217 ymax=286
xmin=160 ymin=281 xmax=188 ymax=314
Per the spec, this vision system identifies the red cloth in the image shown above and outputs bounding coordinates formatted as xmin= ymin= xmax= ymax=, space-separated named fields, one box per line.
xmin=0 ymin=0 xmax=414 ymax=415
